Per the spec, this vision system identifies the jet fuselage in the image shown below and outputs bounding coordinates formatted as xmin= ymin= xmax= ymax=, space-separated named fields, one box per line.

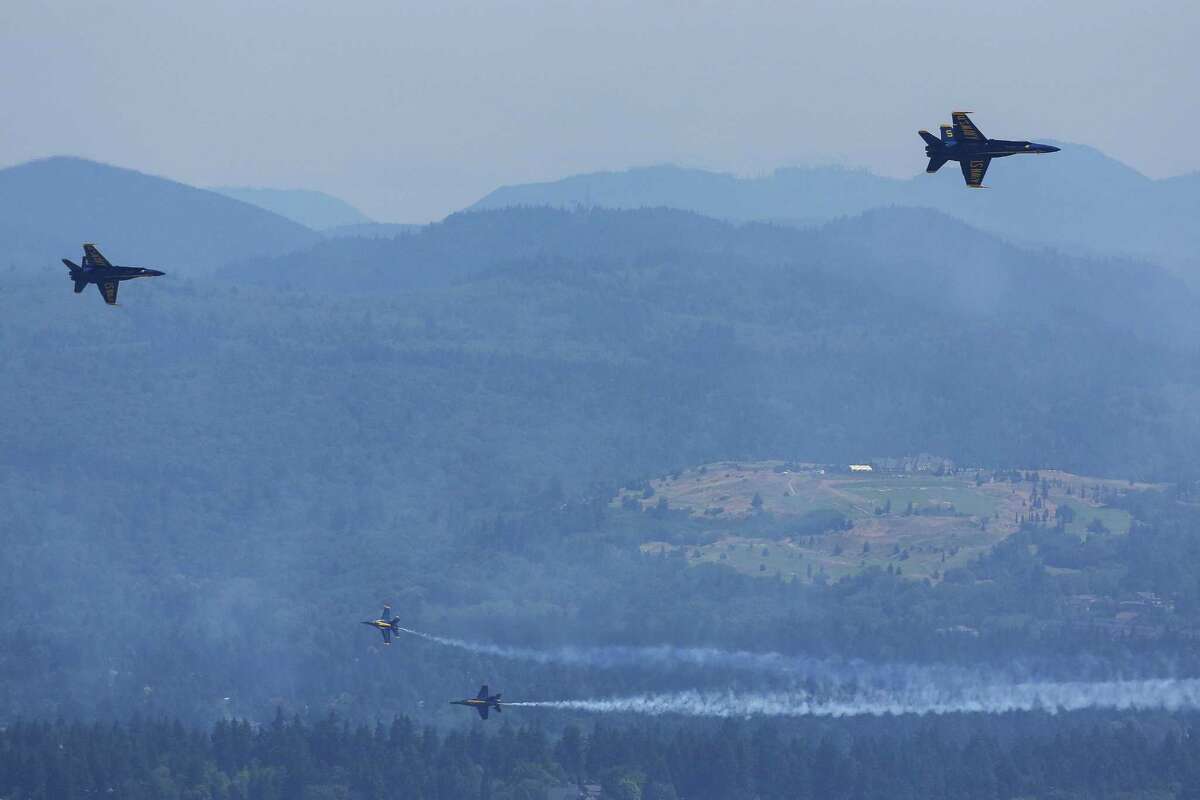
xmin=452 ymin=685 xmax=504 ymax=719
xmin=451 ymin=699 xmax=493 ymax=709
xmin=924 ymin=138 xmax=1060 ymax=162
xmin=66 ymin=263 xmax=165 ymax=283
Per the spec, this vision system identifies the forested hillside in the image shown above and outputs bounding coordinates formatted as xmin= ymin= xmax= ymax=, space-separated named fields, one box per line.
xmin=5 ymin=206 xmax=1200 ymax=726
xmin=227 ymin=205 xmax=1200 ymax=476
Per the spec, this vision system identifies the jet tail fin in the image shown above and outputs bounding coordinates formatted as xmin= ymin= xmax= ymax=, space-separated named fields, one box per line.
xmin=926 ymin=156 xmax=949 ymax=174
xmin=74 ymin=279 xmax=87 ymax=293
xmin=919 ymin=130 xmax=941 ymax=148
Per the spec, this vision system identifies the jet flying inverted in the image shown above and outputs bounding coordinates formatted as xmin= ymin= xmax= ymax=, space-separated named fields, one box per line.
xmin=62 ymin=244 xmax=165 ymax=305
xmin=919 ymin=112 xmax=1059 ymax=188
xmin=361 ymin=605 xmax=402 ymax=645
xmin=451 ymin=685 xmax=504 ymax=720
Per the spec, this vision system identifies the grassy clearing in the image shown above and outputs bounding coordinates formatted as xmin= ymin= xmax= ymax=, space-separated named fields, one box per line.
xmin=840 ymin=479 xmax=999 ymax=518
xmin=645 ymin=522 xmax=989 ymax=584
xmin=626 ymin=460 xmax=1146 ymax=583
xmin=1058 ymin=503 xmax=1132 ymax=536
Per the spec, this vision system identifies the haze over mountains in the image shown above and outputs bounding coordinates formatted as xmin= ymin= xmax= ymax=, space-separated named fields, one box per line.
xmin=211 ymin=186 xmax=374 ymax=231
xmin=471 ymin=144 xmax=1200 ymax=278
xmin=8 ymin=142 xmax=1198 ymax=284
xmin=0 ymin=157 xmax=436 ymax=280
xmin=0 ymin=158 xmax=321 ymax=276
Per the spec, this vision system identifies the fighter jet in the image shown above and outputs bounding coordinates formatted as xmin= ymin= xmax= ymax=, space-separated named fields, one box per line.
xmin=361 ymin=604 xmax=402 ymax=645
xmin=919 ymin=112 xmax=1060 ymax=188
xmin=62 ymin=244 xmax=164 ymax=305
xmin=451 ymin=685 xmax=504 ymax=720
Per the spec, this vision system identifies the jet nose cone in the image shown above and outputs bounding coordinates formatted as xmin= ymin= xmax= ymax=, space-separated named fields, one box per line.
xmin=145 ymin=269 xmax=165 ymax=277
xmin=1045 ymin=145 xmax=1060 ymax=153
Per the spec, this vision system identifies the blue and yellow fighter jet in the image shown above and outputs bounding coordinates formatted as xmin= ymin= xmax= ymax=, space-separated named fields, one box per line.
xmin=361 ymin=605 xmax=402 ymax=645
xmin=62 ymin=244 xmax=165 ymax=305
xmin=920 ymin=112 xmax=1059 ymax=188
xmin=451 ymin=685 xmax=504 ymax=720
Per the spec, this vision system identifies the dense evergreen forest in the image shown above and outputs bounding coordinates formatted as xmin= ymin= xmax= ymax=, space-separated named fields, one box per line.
xmin=5 ymin=711 xmax=1200 ymax=799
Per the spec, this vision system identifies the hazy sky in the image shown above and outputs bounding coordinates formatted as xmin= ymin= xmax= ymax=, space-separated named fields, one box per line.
xmin=3 ymin=1 xmax=1196 ymax=222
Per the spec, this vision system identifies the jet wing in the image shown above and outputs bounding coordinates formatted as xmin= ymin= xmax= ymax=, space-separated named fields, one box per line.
xmin=477 ymin=705 xmax=489 ymax=720
xmin=477 ymin=685 xmax=489 ymax=700
xmin=952 ymin=112 xmax=986 ymax=142
xmin=83 ymin=244 xmax=112 ymax=269
xmin=382 ymin=605 xmax=391 ymax=619
xmin=96 ymin=280 xmax=119 ymax=305
xmin=381 ymin=627 xmax=392 ymax=645
xmin=960 ymin=158 xmax=991 ymax=188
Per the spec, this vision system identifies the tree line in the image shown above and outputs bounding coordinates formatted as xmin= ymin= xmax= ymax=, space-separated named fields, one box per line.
xmin=4 ymin=711 xmax=1200 ymax=799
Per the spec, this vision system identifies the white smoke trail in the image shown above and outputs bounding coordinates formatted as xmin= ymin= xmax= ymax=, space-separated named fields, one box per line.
xmin=400 ymin=627 xmax=1200 ymax=718
xmin=395 ymin=627 xmax=818 ymax=672
xmin=394 ymin=627 xmax=1007 ymax=686
xmin=505 ymin=678 xmax=1200 ymax=718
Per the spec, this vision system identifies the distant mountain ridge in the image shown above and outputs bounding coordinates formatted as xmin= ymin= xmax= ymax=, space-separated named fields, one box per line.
xmin=212 ymin=186 xmax=373 ymax=230
xmin=230 ymin=204 xmax=1200 ymax=356
xmin=470 ymin=147 xmax=1200 ymax=276
xmin=0 ymin=157 xmax=320 ymax=275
